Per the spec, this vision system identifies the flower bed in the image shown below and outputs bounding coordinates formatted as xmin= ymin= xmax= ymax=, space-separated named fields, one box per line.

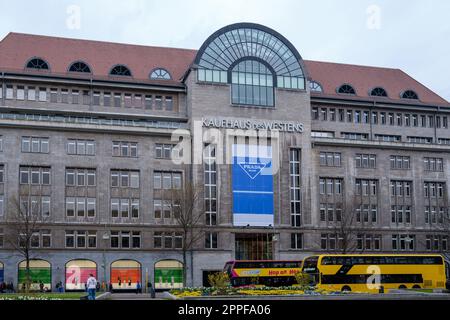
xmin=170 ymin=286 xmax=332 ymax=298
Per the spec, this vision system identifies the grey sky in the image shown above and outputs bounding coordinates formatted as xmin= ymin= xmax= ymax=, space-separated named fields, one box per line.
xmin=0 ymin=0 xmax=449 ymax=101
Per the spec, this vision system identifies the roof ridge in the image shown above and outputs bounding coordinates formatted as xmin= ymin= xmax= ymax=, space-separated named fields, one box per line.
xmin=396 ymin=69 xmax=449 ymax=104
xmin=304 ymin=59 xmax=401 ymax=72
xmin=5 ymin=32 xmax=198 ymax=53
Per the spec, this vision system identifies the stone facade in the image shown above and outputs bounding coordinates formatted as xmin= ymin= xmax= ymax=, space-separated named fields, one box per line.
xmin=0 ymin=23 xmax=449 ymax=290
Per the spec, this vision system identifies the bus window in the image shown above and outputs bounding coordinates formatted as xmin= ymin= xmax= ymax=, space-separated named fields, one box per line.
xmin=224 ymin=262 xmax=233 ymax=275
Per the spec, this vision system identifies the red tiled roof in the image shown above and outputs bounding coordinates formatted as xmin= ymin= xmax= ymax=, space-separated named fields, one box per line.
xmin=0 ymin=32 xmax=197 ymax=85
xmin=304 ymin=60 xmax=448 ymax=105
xmin=0 ymin=32 xmax=447 ymax=105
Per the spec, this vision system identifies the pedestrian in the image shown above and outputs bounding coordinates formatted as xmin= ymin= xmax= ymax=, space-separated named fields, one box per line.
xmin=86 ymin=274 xmax=97 ymax=300
xmin=136 ymin=281 xmax=141 ymax=294
xmin=39 ymin=282 xmax=44 ymax=293
xmin=108 ymin=283 xmax=113 ymax=292
xmin=148 ymin=282 xmax=155 ymax=299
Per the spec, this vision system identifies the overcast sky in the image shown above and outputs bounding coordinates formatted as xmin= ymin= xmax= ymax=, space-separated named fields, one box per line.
xmin=0 ymin=0 xmax=449 ymax=100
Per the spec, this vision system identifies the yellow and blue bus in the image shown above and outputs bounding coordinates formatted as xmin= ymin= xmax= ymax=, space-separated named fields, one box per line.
xmin=224 ymin=260 xmax=302 ymax=287
xmin=301 ymin=254 xmax=450 ymax=293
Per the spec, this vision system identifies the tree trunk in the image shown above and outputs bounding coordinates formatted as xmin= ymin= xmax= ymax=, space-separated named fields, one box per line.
xmin=25 ymin=253 xmax=31 ymax=294
xmin=182 ymin=248 xmax=187 ymax=287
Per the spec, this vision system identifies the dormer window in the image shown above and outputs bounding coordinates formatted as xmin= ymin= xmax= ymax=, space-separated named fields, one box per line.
xmin=69 ymin=61 xmax=91 ymax=73
xmin=401 ymin=90 xmax=419 ymax=100
xmin=337 ymin=84 xmax=356 ymax=95
xmin=110 ymin=65 xmax=132 ymax=77
xmin=310 ymin=81 xmax=323 ymax=92
xmin=150 ymin=68 xmax=172 ymax=80
xmin=370 ymin=87 xmax=388 ymax=97
xmin=26 ymin=58 xmax=49 ymax=70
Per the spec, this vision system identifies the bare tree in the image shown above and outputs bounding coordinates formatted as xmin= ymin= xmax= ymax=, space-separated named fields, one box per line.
xmin=4 ymin=186 xmax=48 ymax=293
xmin=172 ymin=181 xmax=204 ymax=287
xmin=322 ymin=197 xmax=360 ymax=254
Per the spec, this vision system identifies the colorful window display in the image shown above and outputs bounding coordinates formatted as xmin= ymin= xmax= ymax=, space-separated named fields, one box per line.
xmin=110 ymin=260 xmax=141 ymax=290
xmin=65 ymin=260 xmax=97 ymax=291
xmin=18 ymin=260 xmax=51 ymax=291
xmin=154 ymin=260 xmax=183 ymax=290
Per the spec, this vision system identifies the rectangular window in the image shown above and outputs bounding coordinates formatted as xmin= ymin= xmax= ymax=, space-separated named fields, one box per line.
xmin=71 ymin=90 xmax=79 ymax=104
xmin=27 ymin=87 xmax=36 ymax=101
xmin=111 ymin=199 xmax=119 ymax=218
xmin=17 ymin=86 xmax=25 ymax=100
xmin=131 ymin=199 xmax=139 ymax=218
xmin=205 ymin=232 xmax=218 ymax=249
xmin=88 ymin=231 xmax=97 ymax=248
xmin=65 ymin=231 xmax=75 ymax=248
xmin=22 ymin=137 xmax=49 ymax=153
xmin=66 ymin=197 xmax=75 ymax=217
xmin=290 ymin=149 xmax=301 ymax=227
xmin=154 ymin=232 xmax=162 ymax=248
xmin=320 ymin=152 xmax=341 ymax=167
xmin=112 ymin=141 xmax=138 ymax=158
xmin=76 ymin=231 xmax=86 ymax=248
xmin=87 ymin=198 xmax=96 ymax=217
xmin=132 ymin=232 xmax=141 ymax=248
xmin=155 ymin=96 xmax=163 ymax=110
xmin=154 ymin=200 xmax=162 ymax=219
xmin=61 ymin=89 xmax=69 ymax=103
xmin=103 ymin=92 xmax=111 ymax=107
xmin=39 ymin=88 xmax=47 ymax=102
xmin=111 ymin=231 xmax=119 ymax=248
xmin=6 ymin=86 xmax=14 ymax=99
xmin=390 ymin=156 xmax=411 ymax=170
xmin=165 ymin=96 xmax=173 ymax=111
xmin=124 ymin=94 xmax=132 ymax=108
xmin=145 ymin=95 xmax=153 ymax=109
xmin=114 ymin=93 xmax=122 ymax=107
xmin=134 ymin=94 xmax=142 ymax=108
xmin=93 ymin=91 xmax=100 ymax=106
xmin=356 ymin=154 xmax=376 ymax=168
xmin=82 ymin=90 xmax=90 ymax=105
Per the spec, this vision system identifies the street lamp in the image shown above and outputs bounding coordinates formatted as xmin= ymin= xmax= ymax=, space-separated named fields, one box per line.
xmin=102 ymin=231 xmax=110 ymax=291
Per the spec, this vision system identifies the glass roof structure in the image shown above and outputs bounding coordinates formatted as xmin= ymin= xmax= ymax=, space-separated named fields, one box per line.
xmin=194 ymin=23 xmax=306 ymax=78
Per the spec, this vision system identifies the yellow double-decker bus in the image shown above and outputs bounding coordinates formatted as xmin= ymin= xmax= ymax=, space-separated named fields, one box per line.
xmin=224 ymin=260 xmax=302 ymax=287
xmin=301 ymin=254 xmax=450 ymax=293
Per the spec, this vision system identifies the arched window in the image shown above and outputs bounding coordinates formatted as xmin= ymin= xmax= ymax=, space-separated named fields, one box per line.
xmin=194 ymin=23 xmax=306 ymax=94
xmin=150 ymin=68 xmax=172 ymax=80
xmin=337 ymin=84 xmax=356 ymax=95
xmin=231 ymin=59 xmax=274 ymax=107
xmin=370 ymin=87 xmax=388 ymax=97
xmin=310 ymin=81 xmax=323 ymax=92
xmin=110 ymin=65 xmax=132 ymax=77
xmin=26 ymin=58 xmax=49 ymax=70
xmin=69 ymin=61 xmax=91 ymax=73
xmin=401 ymin=90 xmax=419 ymax=100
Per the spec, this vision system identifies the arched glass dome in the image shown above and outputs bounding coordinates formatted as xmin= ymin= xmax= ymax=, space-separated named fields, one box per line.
xmin=195 ymin=23 xmax=307 ymax=94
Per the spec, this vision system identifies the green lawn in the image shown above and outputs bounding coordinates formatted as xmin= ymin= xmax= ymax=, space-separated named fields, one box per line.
xmin=0 ymin=292 xmax=102 ymax=300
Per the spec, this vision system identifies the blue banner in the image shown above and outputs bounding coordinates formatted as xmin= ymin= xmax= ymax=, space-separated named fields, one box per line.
xmin=232 ymin=144 xmax=274 ymax=226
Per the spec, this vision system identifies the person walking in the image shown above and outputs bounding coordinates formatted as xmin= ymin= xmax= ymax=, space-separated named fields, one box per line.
xmin=148 ymin=282 xmax=155 ymax=299
xmin=86 ymin=274 xmax=97 ymax=300
xmin=136 ymin=281 xmax=142 ymax=294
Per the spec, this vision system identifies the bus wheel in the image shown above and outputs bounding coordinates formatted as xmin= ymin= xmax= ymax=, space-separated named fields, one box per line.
xmin=399 ymin=285 xmax=407 ymax=289
xmin=412 ymin=285 xmax=421 ymax=289
xmin=341 ymin=286 xmax=351 ymax=292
